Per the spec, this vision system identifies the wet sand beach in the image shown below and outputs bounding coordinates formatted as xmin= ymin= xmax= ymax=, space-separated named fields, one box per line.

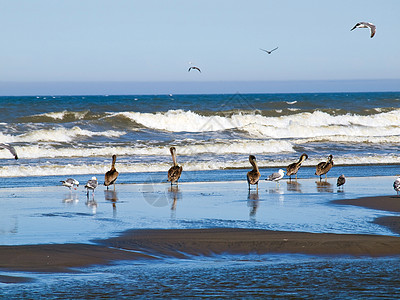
xmin=1 ymin=192 xmax=400 ymax=274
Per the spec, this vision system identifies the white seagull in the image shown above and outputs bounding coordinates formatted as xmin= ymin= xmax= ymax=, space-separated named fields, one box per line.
xmin=351 ymin=22 xmax=376 ymax=38
xmin=393 ymin=177 xmax=400 ymax=196
xmin=85 ymin=176 xmax=98 ymax=197
xmin=266 ymin=169 xmax=285 ymax=182
xmin=0 ymin=143 xmax=18 ymax=160
xmin=60 ymin=178 xmax=80 ymax=190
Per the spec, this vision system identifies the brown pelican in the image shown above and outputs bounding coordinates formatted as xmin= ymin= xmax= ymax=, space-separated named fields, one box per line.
xmin=104 ymin=154 xmax=119 ymax=190
xmin=394 ymin=177 xmax=400 ymax=196
xmin=60 ymin=178 xmax=79 ymax=190
xmin=351 ymin=22 xmax=376 ymax=38
xmin=266 ymin=169 xmax=285 ymax=182
xmin=337 ymin=174 xmax=346 ymax=189
xmin=168 ymin=147 xmax=183 ymax=185
xmin=0 ymin=143 xmax=18 ymax=159
xmin=286 ymin=153 xmax=308 ymax=181
xmin=188 ymin=66 xmax=201 ymax=73
xmin=247 ymin=155 xmax=261 ymax=191
xmin=315 ymin=155 xmax=334 ymax=181
xmin=259 ymin=47 xmax=278 ymax=54
xmin=85 ymin=176 xmax=98 ymax=197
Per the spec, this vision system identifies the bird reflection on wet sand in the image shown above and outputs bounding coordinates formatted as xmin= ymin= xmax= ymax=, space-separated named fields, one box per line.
xmin=247 ymin=190 xmax=259 ymax=219
xmin=62 ymin=192 xmax=79 ymax=204
xmin=286 ymin=181 xmax=302 ymax=193
xmin=168 ymin=186 xmax=182 ymax=218
xmin=105 ymin=190 xmax=119 ymax=217
xmin=316 ymin=181 xmax=333 ymax=193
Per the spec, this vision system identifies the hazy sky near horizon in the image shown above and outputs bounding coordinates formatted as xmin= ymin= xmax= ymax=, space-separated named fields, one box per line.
xmin=0 ymin=0 xmax=399 ymax=85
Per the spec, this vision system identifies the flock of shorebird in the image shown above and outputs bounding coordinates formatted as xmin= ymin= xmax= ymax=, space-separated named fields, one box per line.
xmin=245 ymin=152 xmax=342 ymax=191
xmin=2 ymin=138 xmax=400 ymax=197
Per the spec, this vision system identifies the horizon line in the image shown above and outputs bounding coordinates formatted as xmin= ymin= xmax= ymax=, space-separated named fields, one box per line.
xmin=0 ymin=79 xmax=399 ymax=96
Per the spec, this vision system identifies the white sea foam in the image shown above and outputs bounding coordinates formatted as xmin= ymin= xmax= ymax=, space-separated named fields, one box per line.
xmin=0 ymin=139 xmax=294 ymax=159
xmin=0 ymin=126 xmax=126 ymax=144
xmin=107 ymin=109 xmax=400 ymax=138
xmin=2 ymin=154 xmax=400 ymax=177
xmin=32 ymin=110 xmax=90 ymax=120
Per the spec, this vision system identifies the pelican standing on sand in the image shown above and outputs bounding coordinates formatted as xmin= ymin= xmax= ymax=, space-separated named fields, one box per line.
xmin=286 ymin=153 xmax=308 ymax=181
xmin=337 ymin=174 xmax=346 ymax=189
xmin=104 ymin=154 xmax=119 ymax=190
xmin=60 ymin=178 xmax=79 ymax=190
xmin=315 ymin=155 xmax=334 ymax=181
xmin=247 ymin=155 xmax=261 ymax=191
xmin=85 ymin=176 xmax=98 ymax=197
xmin=393 ymin=177 xmax=400 ymax=196
xmin=266 ymin=169 xmax=285 ymax=183
xmin=351 ymin=22 xmax=376 ymax=38
xmin=0 ymin=143 xmax=18 ymax=160
xmin=168 ymin=147 xmax=183 ymax=185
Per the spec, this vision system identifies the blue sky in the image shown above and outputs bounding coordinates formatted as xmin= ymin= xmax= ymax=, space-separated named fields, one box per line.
xmin=0 ymin=0 xmax=399 ymax=94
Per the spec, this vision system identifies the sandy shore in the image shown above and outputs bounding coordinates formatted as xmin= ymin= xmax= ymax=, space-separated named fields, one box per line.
xmin=1 ymin=228 xmax=400 ymax=273
xmin=1 ymin=194 xmax=399 ymax=274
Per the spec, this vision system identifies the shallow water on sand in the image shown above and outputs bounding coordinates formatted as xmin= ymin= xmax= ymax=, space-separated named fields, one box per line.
xmin=2 ymin=256 xmax=400 ymax=298
xmin=0 ymin=172 xmax=398 ymax=245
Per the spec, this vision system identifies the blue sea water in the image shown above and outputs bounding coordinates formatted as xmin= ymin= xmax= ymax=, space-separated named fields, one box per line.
xmin=1 ymin=92 xmax=400 ymax=298
xmin=1 ymin=92 xmax=400 ymax=179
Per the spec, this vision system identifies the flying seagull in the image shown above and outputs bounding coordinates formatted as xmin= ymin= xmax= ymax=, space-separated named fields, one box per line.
xmin=188 ymin=66 xmax=201 ymax=73
xmin=0 ymin=143 xmax=18 ymax=159
xmin=351 ymin=22 xmax=376 ymax=38
xmin=259 ymin=47 xmax=278 ymax=54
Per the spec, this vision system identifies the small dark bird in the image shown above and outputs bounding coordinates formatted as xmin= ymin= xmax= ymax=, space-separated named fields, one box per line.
xmin=104 ymin=154 xmax=119 ymax=190
xmin=247 ymin=155 xmax=261 ymax=191
xmin=315 ymin=154 xmax=334 ymax=181
xmin=286 ymin=153 xmax=308 ymax=181
xmin=351 ymin=22 xmax=376 ymax=38
xmin=337 ymin=174 xmax=346 ymax=189
xmin=0 ymin=143 xmax=18 ymax=159
xmin=188 ymin=66 xmax=201 ymax=73
xmin=259 ymin=47 xmax=278 ymax=54
xmin=168 ymin=147 xmax=183 ymax=185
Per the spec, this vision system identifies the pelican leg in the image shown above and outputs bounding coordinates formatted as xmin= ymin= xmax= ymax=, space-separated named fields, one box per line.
xmin=295 ymin=174 xmax=298 ymax=181
xmin=256 ymin=183 xmax=258 ymax=192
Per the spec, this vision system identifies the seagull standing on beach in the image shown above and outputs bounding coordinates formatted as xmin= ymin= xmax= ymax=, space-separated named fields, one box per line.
xmin=104 ymin=154 xmax=119 ymax=190
xmin=60 ymin=178 xmax=79 ymax=190
xmin=259 ymin=47 xmax=278 ymax=54
xmin=266 ymin=169 xmax=285 ymax=183
xmin=315 ymin=155 xmax=334 ymax=181
xmin=0 ymin=143 xmax=18 ymax=160
xmin=286 ymin=153 xmax=308 ymax=181
xmin=168 ymin=147 xmax=183 ymax=185
xmin=85 ymin=176 xmax=98 ymax=197
xmin=337 ymin=174 xmax=346 ymax=189
xmin=247 ymin=155 xmax=261 ymax=191
xmin=351 ymin=22 xmax=376 ymax=38
xmin=393 ymin=177 xmax=400 ymax=196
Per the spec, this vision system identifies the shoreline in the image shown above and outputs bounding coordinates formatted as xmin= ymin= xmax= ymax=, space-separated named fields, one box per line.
xmin=1 ymin=194 xmax=399 ymax=274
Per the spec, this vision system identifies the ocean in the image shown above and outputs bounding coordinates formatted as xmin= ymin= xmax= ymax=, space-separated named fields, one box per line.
xmin=1 ymin=92 xmax=400 ymax=181
xmin=1 ymin=92 xmax=400 ymax=298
